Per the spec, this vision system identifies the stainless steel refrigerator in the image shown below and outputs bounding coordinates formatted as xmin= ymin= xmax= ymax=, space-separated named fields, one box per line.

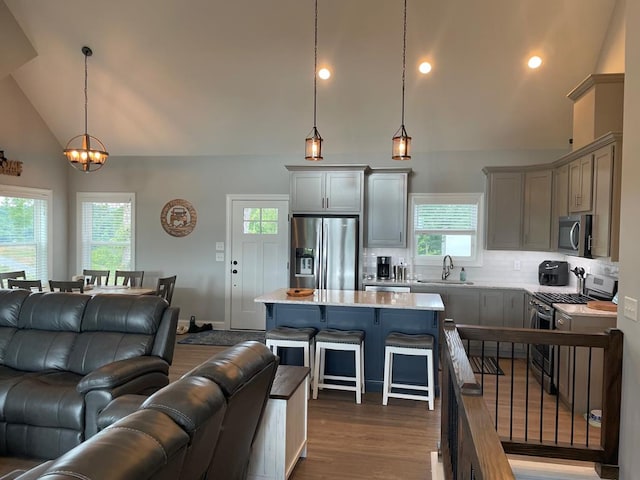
xmin=290 ymin=216 xmax=358 ymax=290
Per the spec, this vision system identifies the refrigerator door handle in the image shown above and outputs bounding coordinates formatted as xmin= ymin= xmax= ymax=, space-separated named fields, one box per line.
xmin=321 ymin=221 xmax=329 ymax=289
xmin=315 ymin=221 xmax=322 ymax=289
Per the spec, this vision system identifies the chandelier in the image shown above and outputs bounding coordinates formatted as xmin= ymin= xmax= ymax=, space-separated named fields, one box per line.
xmin=392 ymin=0 xmax=411 ymax=160
xmin=63 ymin=46 xmax=109 ymax=172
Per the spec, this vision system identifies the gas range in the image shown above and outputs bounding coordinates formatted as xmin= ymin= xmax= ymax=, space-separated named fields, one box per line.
xmin=533 ymin=292 xmax=592 ymax=305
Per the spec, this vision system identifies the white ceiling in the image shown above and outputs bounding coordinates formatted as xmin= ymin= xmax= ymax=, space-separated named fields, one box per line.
xmin=4 ymin=0 xmax=618 ymax=157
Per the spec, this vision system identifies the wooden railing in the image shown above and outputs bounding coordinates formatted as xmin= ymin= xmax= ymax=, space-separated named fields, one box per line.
xmin=440 ymin=319 xmax=623 ymax=480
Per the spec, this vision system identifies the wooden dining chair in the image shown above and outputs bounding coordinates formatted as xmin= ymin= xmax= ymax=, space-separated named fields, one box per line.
xmin=114 ymin=270 xmax=145 ymax=287
xmin=49 ymin=280 xmax=84 ymax=293
xmin=0 ymin=270 xmax=26 ymax=289
xmin=155 ymin=275 xmax=176 ymax=305
xmin=82 ymin=269 xmax=110 ymax=286
xmin=7 ymin=279 xmax=43 ymax=292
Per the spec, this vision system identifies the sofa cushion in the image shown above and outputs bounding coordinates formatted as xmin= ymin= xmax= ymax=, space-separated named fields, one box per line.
xmin=4 ymin=371 xmax=84 ymax=430
xmin=66 ymin=295 xmax=167 ymax=375
xmin=0 ymin=366 xmax=38 ymax=422
xmin=2 ymin=293 xmax=88 ymax=372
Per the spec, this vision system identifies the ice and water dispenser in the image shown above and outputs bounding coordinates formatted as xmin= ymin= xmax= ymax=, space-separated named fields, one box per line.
xmin=295 ymin=248 xmax=315 ymax=276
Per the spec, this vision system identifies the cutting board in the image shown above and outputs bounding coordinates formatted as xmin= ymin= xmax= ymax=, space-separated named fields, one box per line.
xmin=586 ymin=301 xmax=617 ymax=312
xmin=286 ymin=288 xmax=315 ymax=297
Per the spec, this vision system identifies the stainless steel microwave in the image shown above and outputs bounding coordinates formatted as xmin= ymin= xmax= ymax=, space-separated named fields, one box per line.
xmin=558 ymin=214 xmax=592 ymax=257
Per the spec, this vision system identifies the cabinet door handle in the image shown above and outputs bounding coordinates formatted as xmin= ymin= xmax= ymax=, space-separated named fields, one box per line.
xmin=322 ymin=197 xmax=324 ymax=209
xmin=326 ymin=197 xmax=329 ymax=208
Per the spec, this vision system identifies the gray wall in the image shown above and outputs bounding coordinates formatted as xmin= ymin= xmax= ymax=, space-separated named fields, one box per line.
xmin=0 ymin=75 xmax=68 ymax=279
xmin=66 ymin=147 xmax=565 ymax=322
xmin=618 ymin=0 xmax=639 ymax=476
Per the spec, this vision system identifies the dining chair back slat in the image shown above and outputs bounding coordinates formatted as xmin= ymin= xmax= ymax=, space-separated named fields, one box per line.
xmin=114 ymin=270 xmax=144 ymax=287
xmin=0 ymin=271 xmax=26 ymax=289
xmin=7 ymin=279 xmax=43 ymax=292
xmin=49 ymin=280 xmax=84 ymax=293
xmin=156 ymin=275 xmax=177 ymax=305
xmin=83 ymin=269 xmax=110 ymax=286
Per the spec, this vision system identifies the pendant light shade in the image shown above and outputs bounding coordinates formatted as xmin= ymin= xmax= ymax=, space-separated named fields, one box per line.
xmin=392 ymin=0 xmax=411 ymax=161
xmin=305 ymin=0 xmax=323 ymax=161
xmin=64 ymin=46 xmax=108 ymax=172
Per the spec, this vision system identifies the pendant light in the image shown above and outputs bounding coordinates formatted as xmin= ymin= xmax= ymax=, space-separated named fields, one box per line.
xmin=64 ymin=46 xmax=108 ymax=172
xmin=305 ymin=0 xmax=323 ymax=161
xmin=392 ymin=0 xmax=411 ymax=160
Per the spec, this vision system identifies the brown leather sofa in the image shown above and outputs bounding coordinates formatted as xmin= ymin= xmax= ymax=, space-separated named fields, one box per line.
xmin=1 ymin=341 xmax=278 ymax=480
xmin=0 ymin=289 xmax=178 ymax=459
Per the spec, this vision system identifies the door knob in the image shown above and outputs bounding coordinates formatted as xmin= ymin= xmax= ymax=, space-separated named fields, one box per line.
xmin=232 ymin=269 xmax=238 ymax=274
xmin=233 ymin=260 xmax=238 ymax=265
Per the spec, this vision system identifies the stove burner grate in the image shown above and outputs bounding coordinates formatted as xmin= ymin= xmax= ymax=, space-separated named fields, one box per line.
xmin=534 ymin=292 xmax=592 ymax=305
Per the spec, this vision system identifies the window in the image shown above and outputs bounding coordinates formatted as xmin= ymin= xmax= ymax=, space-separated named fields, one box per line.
xmin=77 ymin=193 xmax=135 ymax=276
xmin=411 ymin=193 xmax=483 ymax=266
xmin=243 ymin=207 xmax=279 ymax=234
xmin=0 ymin=186 xmax=52 ymax=282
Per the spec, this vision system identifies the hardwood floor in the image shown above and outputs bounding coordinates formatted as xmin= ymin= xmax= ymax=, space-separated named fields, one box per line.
xmin=0 ymin=342 xmax=440 ymax=478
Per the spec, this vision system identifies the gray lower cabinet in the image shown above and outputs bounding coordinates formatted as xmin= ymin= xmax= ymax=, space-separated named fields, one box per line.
xmin=410 ymin=286 xmax=525 ymax=357
xmin=556 ymin=311 xmax=617 ymax=416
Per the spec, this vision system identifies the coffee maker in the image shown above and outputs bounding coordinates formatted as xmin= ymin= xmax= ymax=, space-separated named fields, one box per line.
xmin=377 ymin=256 xmax=391 ymax=279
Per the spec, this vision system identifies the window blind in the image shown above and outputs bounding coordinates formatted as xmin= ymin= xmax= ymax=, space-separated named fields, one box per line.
xmin=78 ymin=193 xmax=135 ymax=276
xmin=0 ymin=187 xmax=51 ymax=282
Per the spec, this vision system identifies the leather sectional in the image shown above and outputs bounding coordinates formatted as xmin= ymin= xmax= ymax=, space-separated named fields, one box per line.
xmin=0 ymin=289 xmax=178 ymax=459
xmin=2 ymin=341 xmax=279 ymax=480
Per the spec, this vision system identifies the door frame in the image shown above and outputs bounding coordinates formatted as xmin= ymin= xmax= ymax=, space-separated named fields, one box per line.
xmin=224 ymin=194 xmax=289 ymax=330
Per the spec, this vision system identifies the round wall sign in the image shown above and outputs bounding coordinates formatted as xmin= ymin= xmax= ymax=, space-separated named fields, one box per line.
xmin=160 ymin=199 xmax=197 ymax=237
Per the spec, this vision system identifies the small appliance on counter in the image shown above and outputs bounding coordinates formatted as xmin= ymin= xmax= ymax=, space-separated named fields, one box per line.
xmin=538 ymin=260 xmax=569 ymax=286
xmin=377 ymin=256 xmax=391 ymax=279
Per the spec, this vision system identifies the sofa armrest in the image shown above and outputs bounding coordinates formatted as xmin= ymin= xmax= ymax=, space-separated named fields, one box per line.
xmin=77 ymin=356 xmax=169 ymax=394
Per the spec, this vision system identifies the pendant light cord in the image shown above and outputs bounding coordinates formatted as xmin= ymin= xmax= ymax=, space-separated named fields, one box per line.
xmin=313 ymin=0 xmax=318 ymax=129
xmin=84 ymin=51 xmax=89 ymax=136
xmin=401 ymin=0 xmax=407 ymax=127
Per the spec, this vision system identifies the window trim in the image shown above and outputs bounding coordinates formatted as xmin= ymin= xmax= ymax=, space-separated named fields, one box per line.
xmin=76 ymin=192 xmax=136 ymax=274
xmin=409 ymin=192 xmax=484 ymax=267
xmin=0 ymin=184 xmax=53 ymax=282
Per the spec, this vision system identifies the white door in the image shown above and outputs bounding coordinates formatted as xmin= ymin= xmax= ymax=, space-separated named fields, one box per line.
xmin=229 ymin=199 xmax=288 ymax=330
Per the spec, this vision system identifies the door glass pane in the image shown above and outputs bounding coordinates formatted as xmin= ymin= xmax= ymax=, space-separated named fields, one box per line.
xmin=242 ymin=208 xmax=278 ymax=235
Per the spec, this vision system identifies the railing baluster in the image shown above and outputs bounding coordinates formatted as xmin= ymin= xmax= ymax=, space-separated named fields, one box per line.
xmin=586 ymin=346 xmax=593 ymax=447
xmin=571 ymin=345 xmax=576 ymax=445
xmin=525 ymin=343 xmax=530 ymax=443
xmin=554 ymin=344 xmax=560 ymax=444
xmin=495 ymin=341 xmax=500 ymax=430
xmin=509 ymin=343 xmax=515 ymax=441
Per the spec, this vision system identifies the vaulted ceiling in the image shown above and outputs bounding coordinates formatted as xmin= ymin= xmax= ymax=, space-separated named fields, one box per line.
xmin=3 ymin=0 xmax=619 ymax=157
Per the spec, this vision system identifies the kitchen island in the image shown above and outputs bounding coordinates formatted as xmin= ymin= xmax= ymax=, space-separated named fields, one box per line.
xmin=255 ymin=289 xmax=445 ymax=393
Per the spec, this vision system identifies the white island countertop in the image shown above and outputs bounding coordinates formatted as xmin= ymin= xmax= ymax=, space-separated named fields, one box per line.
xmin=255 ymin=289 xmax=445 ymax=311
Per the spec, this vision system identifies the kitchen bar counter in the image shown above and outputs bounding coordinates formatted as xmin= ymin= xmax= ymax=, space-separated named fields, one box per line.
xmin=255 ymin=288 xmax=445 ymax=311
xmin=256 ymin=289 xmax=444 ymax=393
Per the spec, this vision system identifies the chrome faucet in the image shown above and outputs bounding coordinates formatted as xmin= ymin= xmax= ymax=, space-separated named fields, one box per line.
xmin=442 ymin=255 xmax=454 ymax=280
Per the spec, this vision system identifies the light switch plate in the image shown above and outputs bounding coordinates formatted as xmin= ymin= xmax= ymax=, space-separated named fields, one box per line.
xmin=216 ymin=242 xmax=224 ymax=251
xmin=215 ymin=253 xmax=224 ymax=262
xmin=623 ymin=296 xmax=638 ymax=322
xmin=513 ymin=260 xmax=521 ymax=271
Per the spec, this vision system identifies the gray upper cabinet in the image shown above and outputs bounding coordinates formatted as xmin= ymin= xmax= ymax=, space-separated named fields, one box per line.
xmin=485 ymin=171 xmax=523 ymax=250
xmin=551 ymin=164 xmax=570 ymax=251
xmin=522 ymin=169 xmax=552 ymax=250
xmin=287 ymin=166 xmax=367 ymax=214
xmin=365 ymin=170 xmax=410 ymax=248
xmin=568 ymin=154 xmax=593 ymax=213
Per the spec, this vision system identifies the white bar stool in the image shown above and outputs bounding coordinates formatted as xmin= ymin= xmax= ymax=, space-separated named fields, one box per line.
xmin=382 ymin=332 xmax=435 ymax=410
xmin=265 ymin=326 xmax=317 ymax=372
xmin=313 ymin=328 xmax=365 ymax=404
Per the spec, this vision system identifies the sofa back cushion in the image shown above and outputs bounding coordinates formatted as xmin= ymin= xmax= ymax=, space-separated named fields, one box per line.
xmin=67 ymin=294 xmax=167 ymax=375
xmin=3 ymin=293 xmax=88 ymax=372
xmin=0 ymin=290 xmax=31 ymax=364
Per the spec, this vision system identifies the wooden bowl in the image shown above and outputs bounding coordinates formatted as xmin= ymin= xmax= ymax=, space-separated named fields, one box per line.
xmin=286 ymin=288 xmax=315 ymax=297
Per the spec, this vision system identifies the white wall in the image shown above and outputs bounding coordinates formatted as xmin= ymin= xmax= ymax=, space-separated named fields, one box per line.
xmin=617 ymin=0 xmax=639 ymax=476
xmin=0 ymin=75 xmax=68 ymax=278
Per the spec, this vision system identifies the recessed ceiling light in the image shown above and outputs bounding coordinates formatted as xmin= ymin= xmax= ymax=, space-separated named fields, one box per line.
xmin=318 ymin=68 xmax=331 ymax=80
xmin=419 ymin=61 xmax=432 ymax=74
xmin=528 ymin=56 xmax=543 ymax=69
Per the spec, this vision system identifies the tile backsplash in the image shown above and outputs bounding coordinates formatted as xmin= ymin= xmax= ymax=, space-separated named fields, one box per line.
xmin=363 ymin=247 xmax=618 ymax=287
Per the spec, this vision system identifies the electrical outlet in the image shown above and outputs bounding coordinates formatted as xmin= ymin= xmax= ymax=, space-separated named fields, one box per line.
xmin=513 ymin=260 xmax=521 ymax=271
xmin=624 ymin=296 xmax=638 ymax=322
xmin=215 ymin=252 xmax=224 ymax=262
xmin=216 ymin=242 xmax=224 ymax=251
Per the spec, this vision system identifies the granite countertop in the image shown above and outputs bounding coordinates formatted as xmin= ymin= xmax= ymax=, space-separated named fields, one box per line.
xmin=364 ymin=278 xmax=618 ymax=318
xmin=255 ymin=288 xmax=445 ymax=311
xmin=363 ymin=278 xmax=581 ymax=295
xmin=554 ymin=303 xmax=618 ymax=318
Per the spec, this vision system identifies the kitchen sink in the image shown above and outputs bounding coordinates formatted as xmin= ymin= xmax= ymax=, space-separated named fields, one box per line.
xmin=416 ymin=279 xmax=474 ymax=285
